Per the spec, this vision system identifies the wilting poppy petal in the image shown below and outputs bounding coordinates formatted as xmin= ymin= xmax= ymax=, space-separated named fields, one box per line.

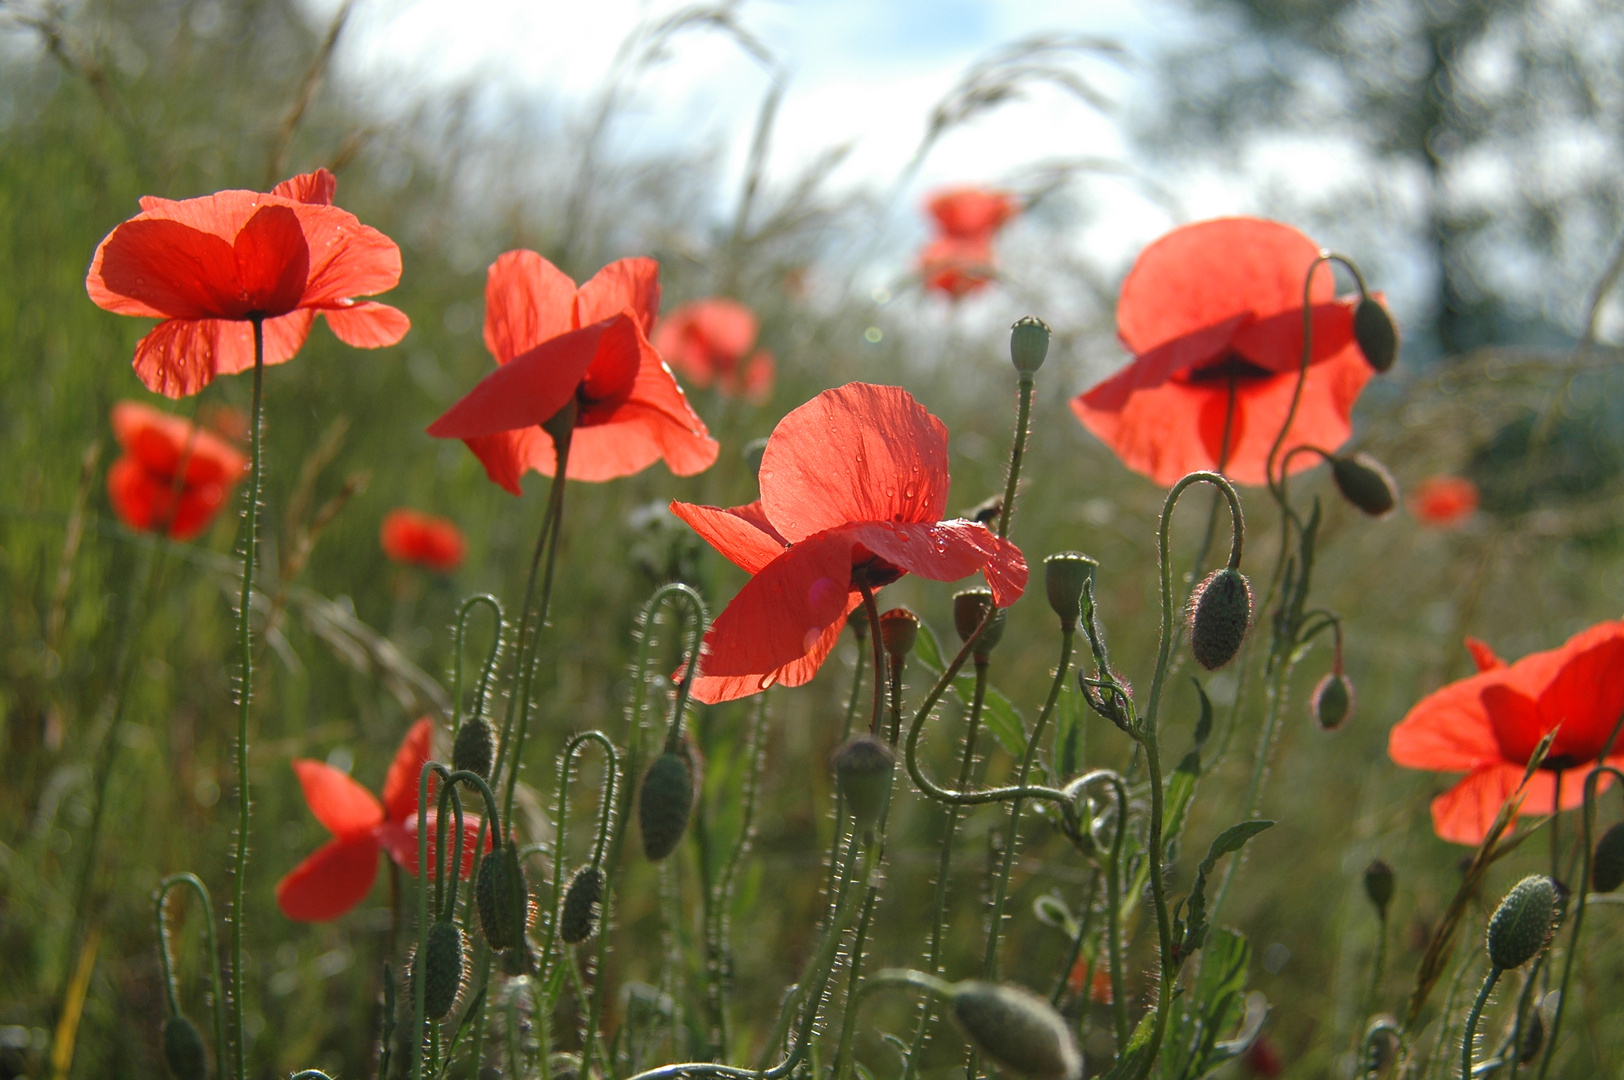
xmin=761 ymin=383 xmax=950 ymax=542
xmin=381 ymin=718 xmax=436 ymax=825
xmin=845 ymin=520 xmax=1027 ymax=608
xmin=292 ymin=759 xmax=386 ymax=839
xmin=668 ymin=500 xmax=787 ymax=575
xmin=697 ymin=529 xmax=860 ymax=678
xmin=687 ymin=595 xmax=862 ymax=705
xmin=375 ymin=813 xmax=490 ymax=878
xmin=482 ymin=249 xmax=579 ymax=364
xmin=576 ymin=257 xmax=661 ymax=338
xmin=275 ymin=834 xmax=381 ymax=922
xmin=322 ymin=300 xmax=411 ymax=348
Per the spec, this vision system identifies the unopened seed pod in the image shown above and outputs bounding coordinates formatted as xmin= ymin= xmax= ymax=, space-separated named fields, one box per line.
xmin=640 ymin=751 xmax=695 ymax=861
xmin=1353 ymin=297 xmax=1398 ymax=373
xmin=879 ymin=607 xmax=919 ymax=659
xmin=1044 ymin=552 xmax=1097 ymax=630
xmin=1487 ymin=875 xmax=1559 ymax=970
xmin=1009 ymin=316 xmax=1051 ymax=375
xmin=1519 ymin=1008 xmax=1546 ymax=1064
xmin=560 ymin=866 xmax=605 ymax=944
xmin=1592 ymin=822 xmax=1624 ymax=893
xmin=1188 ymin=567 xmax=1252 ymax=671
xmin=413 ymin=919 xmax=467 ymax=1019
xmin=162 ymin=1014 xmax=208 ymax=1080
xmin=452 ymin=715 xmax=495 ymax=779
xmin=475 ymin=846 xmax=528 ymax=952
xmin=831 ymin=734 xmax=896 ymax=828
xmin=1312 ymin=672 xmax=1354 ymax=730
xmin=1331 ymin=454 xmax=1398 ymax=518
xmin=951 ymin=980 xmax=1082 ymax=1080
xmin=954 ymin=589 xmax=1005 ymax=660
xmin=742 ymin=437 xmax=768 ymax=479
xmin=1363 ymin=860 xmax=1395 ymax=918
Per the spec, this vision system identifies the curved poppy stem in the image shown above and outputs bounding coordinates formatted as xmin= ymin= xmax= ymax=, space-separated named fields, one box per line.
xmin=1462 ymin=966 xmax=1502 ymax=1080
xmin=452 ymin=594 xmax=504 ymax=739
xmin=836 ymin=970 xmax=956 ymax=1080
xmin=706 ymin=692 xmax=768 ymax=1061
xmin=156 ymin=873 xmax=225 ymax=1078
xmin=1066 ymin=769 xmax=1132 ymax=1050
xmin=997 ymin=371 xmax=1034 ymax=539
xmin=413 ymin=760 xmax=453 ymax=1080
xmin=539 ymin=731 xmax=619 ymax=983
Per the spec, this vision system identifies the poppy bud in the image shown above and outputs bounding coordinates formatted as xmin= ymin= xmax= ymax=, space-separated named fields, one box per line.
xmin=1009 ymin=316 xmax=1051 ymax=375
xmin=640 ymin=750 xmax=696 ymax=861
xmin=1044 ymin=552 xmax=1097 ymax=630
xmin=1353 ymin=297 xmax=1398 ymax=373
xmin=954 ymin=588 xmax=1005 ymax=661
xmin=831 ymin=734 xmax=895 ymax=828
xmin=1187 ymin=567 xmax=1252 ymax=671
xmin=411 ymin=919 xmax=467 ymax=1020
xmin=742 ymin=437 xmax=768 ymax=479
xmin=560 ymin=865 xmax=605 ymax=944
xmin=1519 ymin=1008 xmax=1545 ymax=1064
xmin=1330 ymin=454 xmax=1398 ymax=518
xmin=1486 ymin=875 xmax=1559 ymax=970
xmin=951 ymin=980 xmax=1082 ymax=1080
xmin=1592 ymin=822 xmax=1624 ymax=893
xmin=1363 ymin=859 xmax=1395 ymax=918
xmin=452 ymin=715 xmax=495 ymax=780
xmin=1312 ymin=672 xmax=1354 ymax=730
xmin=847 ymin=608 xmax=869 ymax=641
xmin=475 ymin=846 xmax=529 ymax=952
xmin=879 ymin=607 xmax=920 ymax=659
xmin=162 ymin=1015 xmax=208 ymax=1080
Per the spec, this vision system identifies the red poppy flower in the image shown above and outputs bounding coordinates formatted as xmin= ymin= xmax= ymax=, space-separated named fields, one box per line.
xmin=426 ymin=251 xmax=718 ymax=490
xmin=1243 ymin=1036 xmax=1284 ymax=1078
xmin=1071 ymin=218 xmax=1380 ymax=486
xmin=926 ymin=187 xmax=1019 ymax=241
xmin=380 ymin=508 xmax=467 ymax=573
xmin=671 ymin=383 xmax=1027 ymax=704
xmin=652 ymin=298 xmax=775 ymax=402
xmin=276 ymin=719 xmax=491 ymax=922
xmin=106 ymin=401 xmax=248 ymax=540
xmin=919 ymin=236 xmax=998 ymax=299
xmin=1389 ymin=622 xmax=1624 ymax=845
xmin=1410 ymin=476 xmax=1478 ymax=528
xmin=86 ymin=169 xmax=410 ymax=398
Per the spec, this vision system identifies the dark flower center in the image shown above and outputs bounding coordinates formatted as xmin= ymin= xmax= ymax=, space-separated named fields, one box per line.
xmin=1180 ymin=353 xmax=1274 ymax=385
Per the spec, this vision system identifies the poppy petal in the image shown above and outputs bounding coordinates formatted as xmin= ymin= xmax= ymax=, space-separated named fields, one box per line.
xmin=760 ymin=383 xmax=951 ymax=542
xmin=292 ymin=759 xmax=385 ymax=838
xmin=107 ymin=457 xmax=230 ymax=541
xmin=111 ymin=401 xmax=247 ymax=486
xmin=576 ymin=257 xmax=660 ymax=338
xmin=687 ymin=594 xmax=862 ymax=704
xmin=1080 ymin=314 xmax=1248 ymax=412
xmin=295 ymin=207 xmax=404 ymax=307
xmin=270 ymin=169 xmax=337 ymax=206
xmin=275 ymin=835 xmax=381 ymax=921
xmin=669 ymin=500 xmax=787 ymax=575
xmin=321 ymin=301 xmax=411 ymax=348
xmin=375 ymin=814 xmax=492 ymax=878
xmin=926 ymin=188 xmax=1018 ymax=241
xmin=1428 ymin=764 xmax=1568 ymax=846
xmin=382 ymin=718 xmax=437 ymax=825
xmin=845 ymin=520 xmax=1028 ymax=607
xmin=483 ymin=249 xmax=579 ymax=364
xmin=1465 ymin=638 xmax=1504 ymax=673
xmin=461 ymin=429 xmax=548 ymax=496
xmin=1389 ymin=672 xmax=1503 ymax=772
xmin=1482 ymin=685 xmax=1546 ymax=767
xmin=92 ymin=218 xmax=243 ymax=320
xmin=1535 ymin=631 xmax=1624 ymax=760
xmin=233 ymin=204 xmax=311 ymax=315
xmin=741 ymin=350 xmax=775 ymax=403
xmin=1230 ymin=299 xmax=1358 ymax=376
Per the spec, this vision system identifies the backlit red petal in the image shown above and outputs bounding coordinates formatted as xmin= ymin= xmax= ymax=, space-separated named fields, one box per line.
xmin=669 ymin=500 xmax=787 ymax=574
xmin=697 ymin=529 xmax=860 ymax=678
xmin=293 ymin=759 xmax=386 ymax=838
xmin=275 ymin=835 xmax=381 ymax=921
xmin=111 ymin=401 xmax=247 ymax=485
xmin=428 ymin=318 xmax=624 ymax=440
xmin=1218 ymin=345 xmax=1372 ymax=485
xmin=381 ymin=509 xmax=466 ymax=573
xmin=1534 ymin=629 xmax=1624 ymax=760
xmin=925 ymin=188 xmax=1018 ymax=240
xmin=321 ymin=300 xmax=410 ymax=348
xmin=482 ymin=250 xmax=579 ymax=364
xmin=1389 ymin=671 xmax=1503 ymax=772
xmin=576 ymin=257 xmax=661 ymax=338
xmin=93 ymin=218 xmax=243 ymax=319
xmin=844 ymin=520 xmax=1027 ymax=607
xmin=382 ymin=718 xmax=437 ymax=825
xmin=270 ymin=169 xmax=337 ymax=206
xmin=295 ymin=207 xmax=404 ymax=307
xmin=232 ymin=204 xmax=311 ymax=315
xmin=687 ymin=594 xmax=861 ymax=704
xmin=1081 ymin=315 xmax=1249 ymax=412
xmin=1465 ymin=637 xmax=1504 ymax=673
xmin=375 ymin=814 xmax=491 ymax=878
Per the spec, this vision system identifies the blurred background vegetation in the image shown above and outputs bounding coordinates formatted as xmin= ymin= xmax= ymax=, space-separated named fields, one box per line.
xmin=2 ymin=0 xmax=1623 ymax=1077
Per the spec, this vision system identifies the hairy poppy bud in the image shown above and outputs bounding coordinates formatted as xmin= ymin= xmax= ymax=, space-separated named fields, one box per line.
xmin=1363 ymin=859 xmax=1395 ymax=918
xmin=1487 ymin=875 xmax=1559 ymax=970
xmin=879 ymin=607 xmax=919 ymax=659
xmin=1519 ymin=1008 xmax=1545 ymax=1064
xmin=1353 ymin=297 xmax=1398 ymax=373
xmin=162 ymin=1015 xmax=208 ymax=1080
xmin=1188 ymin=567 xmax=1252 ymax=671
xmin=640 ymin=750 xmax=695 ymax=861
xmin=1312 ymin=672 xmax=1354 ymax=730
xmin=954 ymin=589 xmax=1005 ymax=661
xmin=831 ymin=734 xmax=895 ymax=828
xmin=412 ymin=919 xmax=467 ymax=1019
xmin=742 ymin=437 xmax=768 ymax=479
xmin=1331 ymin=454 xmax=1398 ymax=518
xmin=452 ymin=715 xmax=495 ymax=779
xmin=476 ymin=846 xmax=528 ymax=952
xmin=951 ymin=981 xmax=1082 ymax=1080
xmin=1044 ymin=552 xmax=1097 ymax=630
xmin=560 ymin=865 xmax=605 ymax=944
xmin=1009 ymin=316 xmax=1051 ymax=375
xmin=1592 ymin=822 xmax=1624 ymax=893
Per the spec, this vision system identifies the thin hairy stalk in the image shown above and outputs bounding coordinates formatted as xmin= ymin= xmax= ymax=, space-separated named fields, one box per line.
xmin=413 ymin=762 xmax=453 ymax=1080
xmin=1063 ymin=770 xmax=1132 ymax=1050
xmin=823 ymin=643 xmax=868 ymax=925
xmin=1049 ymin=873 xmax=1100 ymax=1007
xmin=837 ymin=970 xmax=957 ymax=1080
xmin=489 ymin=499 xmax=556 ymax=797
xmin=997 ymin=371 xmax=1034 ymax=539
xmin=1462 ymin=968 xmax=1502 ymax=1080
xmin=540 ymin=732 xmax=619 ymax=982
xmin=451 ymin=594 xmax=503 ymax=738
xmin=1208 ymin=658 xmax=1291 ymax=926
xmin=707 ymin=693 xmax=770 ymax=1060
xmin=1363 ymin=909 xmax=1389 ymax=1026
xmin=156 ymin=873 xmax=225 ymax=1076
xmin=1502 ymin=958 xmax=1544 ymax=1080
xmin=859 ymin=583 xmax=886 ymax=734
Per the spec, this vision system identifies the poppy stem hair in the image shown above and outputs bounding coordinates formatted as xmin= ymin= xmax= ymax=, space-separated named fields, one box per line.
xmin=452 ymin=594 xmax=504 ymax=739
xmin=660 ymin=585 xmax=708 ymax=755
xmin=412 ymin=760 xmax=463 ymax=1080
xmin=155 ymin=873 xmax=225 ymax=1077
xmin=431 ymin=782 xmax=467 ymax=919
xmin=539 ymin=731 xmax=619 ymax=977
xmin=997 ymin=365 xmax=1036 ymax=540
xmin=1064 ymin=770 xmax=1133 ymax=1047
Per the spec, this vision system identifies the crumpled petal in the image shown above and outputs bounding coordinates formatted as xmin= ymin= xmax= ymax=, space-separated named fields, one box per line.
xmin=845 ymin=519 xmax=1027 ymax=608
xmin=687 ymin=595 xmax=861 ymax=705
xmin=275 ymin=834 xmax=381 ymax=922
xmin=292 ymin=759 xmax=385 ymax=839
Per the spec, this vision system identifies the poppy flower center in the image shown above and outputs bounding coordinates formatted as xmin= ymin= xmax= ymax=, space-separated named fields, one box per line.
xmin=1178 ymin=353 xmax=1275 ymax=386
xmin=851 ymin=550 xmax=904 ymax=591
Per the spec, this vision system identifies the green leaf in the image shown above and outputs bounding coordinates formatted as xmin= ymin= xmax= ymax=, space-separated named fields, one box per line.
xmin=912 ymin=622 xmax=1028 ymax=758
xmin=1178 ymin=821 xmax=1274 ymax=961
xmin=1098 ymin=1008 xmax=1158 ymax=1080
xmin=1053 ymin=681 xmax=1085 ymax=782
xmin=1161 ymin=928 xmax=1255 ymax=1080
xmin=1163 ymin=751 xmax=1201 ymax=859
xmin=1190 ymin=678 xmax=1213 ymax=749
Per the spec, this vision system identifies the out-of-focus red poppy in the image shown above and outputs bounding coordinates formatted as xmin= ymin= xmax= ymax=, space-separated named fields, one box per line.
xmin=926 ymin=187 xmax=1019 ymax=241
xmin=1389 ymin=622 xmax=1624 ymax=845
xmin=276 ymin=719 xmax=490 ymax=922
xmin=106 ymin=401 xmax=248 ymax=540
xmin=86 ymin=169 xmax=410 ymax=398
xmin=1072 ymin=218 xmax=1382 ymax=486
xmin=200 ymin=402 xmax=249 ymax=443
xmin=427 ymin=251 xmax=718 ymax=490
xmin=919 ymin=236 xmax=998 ymax=299
xmin=671 ymin=383 xmax=1027 ymax=704
xmin=380 ymin=509 xmax=466 ymax=573
xmin=1064 ymin=955 xmax=1114 ymax=1003
xmin=653 ymin=298 xmax=775 ymax=402
xmin=1242 ymin=1035 xmax=1284 ymax=1078
xmin=1409 ymin=476 xmax=1478 ymax=528
xmin=916 ymin=187 xmax=1018 ymax=300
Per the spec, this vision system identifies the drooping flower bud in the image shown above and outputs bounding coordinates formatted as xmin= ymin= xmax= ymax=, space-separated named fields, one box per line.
xmin=1312 ymin=672 xmax=1354 ymax=731
xmin=951 ymin=980 xmax=1082 ymax=1080
xmin=640 ymin=750 xmax=696 ymax=861
xmin=1331 ymin=454 xmax=1398 ymax=518
xmin=1188 ymin=567 xmax=1252 ymax=671
xmin=162 ymin=1015 xmax=208 ymax=1080
xmin=452 ymin=715 xmax=495 ymax=779
xmin=954 ymin=588 xmax=1005 ymax=661
xmin=1009 ymin=316 xmax=1051 ymax=375
xmin=1518 ymin=1009 xmax=1545 ymax=1064
xmin=560 ymin=865 xmax=605 ymax=944
xmin=742 ymin=437 xmax=768 ymax=479
xmin=831 ymin=734 xmax=896 ymax=828
xmin=414 ymin=919 xmax=467 ymax=1019
xmin=1363 ymin=859 xmax=1395 ymax=918
xmin=1486 ymin=875 xmax=1559 ymax=970
xmin=879 ymin=607 xmax=920 ymax=660
xmin=1044 ymin=552 xmax=1097 ymax=630
xmin=1353 ymin=297 xmax=1398 ymax=373
xmin=1592 ymin=822 xmax=1624 ymax=893
xmin=475 ymin=846 xmax=529 ymax=952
